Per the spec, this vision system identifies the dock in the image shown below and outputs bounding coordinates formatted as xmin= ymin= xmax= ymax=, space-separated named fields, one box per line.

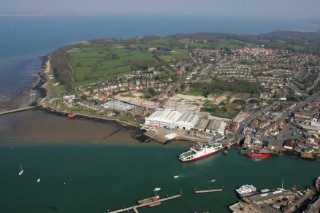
xmin=194 ymin=188 xmax=224 ymax=194
xmin=0 ymin=106 xmax=35 ymax=116
xmin=109 ymin=193 xmax=182 ymax=213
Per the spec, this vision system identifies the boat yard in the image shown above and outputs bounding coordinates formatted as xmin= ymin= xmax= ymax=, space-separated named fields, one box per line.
xmin=230 ymin=187 xmax=319 ymax=213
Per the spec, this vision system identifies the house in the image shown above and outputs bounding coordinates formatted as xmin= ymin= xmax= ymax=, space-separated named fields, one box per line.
xmin=283 ymin=139 xmax=295 ymax=150
xmin=157 ymin=93 xmax=168 ymax=101
xmin=266 ymin=140 xmax=282 ymax=151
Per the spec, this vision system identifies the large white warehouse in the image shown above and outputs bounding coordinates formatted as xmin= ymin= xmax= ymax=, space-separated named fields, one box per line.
xmin=175 ymin=113 xmax=199 ymax=130
xmin=145 ymin=109 xmax=182 ymax=129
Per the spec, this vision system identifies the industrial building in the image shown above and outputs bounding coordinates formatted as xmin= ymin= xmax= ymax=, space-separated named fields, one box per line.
xmin=175 ymin=113 xmax=199 ymax=130
xmin=193 ymin=118 xmax=210 ymax=131
xmin=206 ymin=120 xmax=227 ymax=135
xmin=145 ymin=109 xmax=182 ymax=129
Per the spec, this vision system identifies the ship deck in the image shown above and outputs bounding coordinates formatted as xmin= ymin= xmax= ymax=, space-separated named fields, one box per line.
xmin=180 ymin=150 xmax=195 ymax=158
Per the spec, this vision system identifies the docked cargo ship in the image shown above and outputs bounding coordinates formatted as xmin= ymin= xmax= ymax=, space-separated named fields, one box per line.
xmin=179 ymin=141 xmax=223 ymax=162
xmin=246 ymin=150 xmax=271 ymax=159
xmin=315 ymin=177 xmax=320 ymax=192
xmin=137 ymin=195 xmax=160 ymax=205
xmin=236 ymin=184 xmax=257 ymax=197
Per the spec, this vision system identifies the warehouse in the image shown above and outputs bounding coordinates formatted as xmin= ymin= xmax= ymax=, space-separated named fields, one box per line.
xmin=145 ymin=109 xmax=182 ymax=129
xmin=193 ymin=118 xmax=210 ymax=131
xmin=206 ymin=120 xmax=227 ymax=135
xmin=175 ymin=113 xmax=199 ymax=130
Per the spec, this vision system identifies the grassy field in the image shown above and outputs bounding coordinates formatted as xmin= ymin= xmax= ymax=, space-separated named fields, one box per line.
xmin=70 ymin=45 xmax=160 ymax=82
xmin=68 ymin=37 xmax=192 ymax=86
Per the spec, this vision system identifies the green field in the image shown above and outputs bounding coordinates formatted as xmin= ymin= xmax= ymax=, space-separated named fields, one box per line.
xmin=70 ymin=45 xmax=160 ymax=82
xmin=68 ymin=37 xmax=192 ymax=85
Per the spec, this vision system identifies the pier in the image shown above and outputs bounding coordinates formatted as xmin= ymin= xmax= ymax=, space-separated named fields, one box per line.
xmin=109 ymin=193 xmax=182 ymax=213
xmin=0 ymin=106 xmax=35 ymax=116
xmin=194 ymin=187 xmax=224 ymax=194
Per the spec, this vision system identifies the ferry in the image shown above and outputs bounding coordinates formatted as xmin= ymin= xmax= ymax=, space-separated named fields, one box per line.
xmin=137 ymin=195 xmax=160 ymax=205
xmin=246 ymin=150 xmax=271 ymax=159
xmin=236 ymin=184 xmax=257 ymax=197
xmin=179 ymin=141 xmax=223 ymax=162
xmin=316 ymin=177 xmax=320 ymax=192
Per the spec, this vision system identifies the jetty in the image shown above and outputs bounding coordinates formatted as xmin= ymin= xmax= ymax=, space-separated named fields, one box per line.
xmin=109 ymin=193 xmax=182 ymax=213
xmin=0 ymin=106 xmax=35 ymax=116
xmin=194 ymin=187 xmax=224 ymax=194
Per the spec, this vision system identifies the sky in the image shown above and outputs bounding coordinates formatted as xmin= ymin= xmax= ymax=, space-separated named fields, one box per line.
xmin=1 ymin=0 xmax=320 ymax=21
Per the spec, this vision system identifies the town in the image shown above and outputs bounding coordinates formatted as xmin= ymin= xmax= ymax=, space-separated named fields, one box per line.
xmin=42 ymin=34 xmax=320 ymax=159
xmin=36 ymin=33 xmax=320 ymax=213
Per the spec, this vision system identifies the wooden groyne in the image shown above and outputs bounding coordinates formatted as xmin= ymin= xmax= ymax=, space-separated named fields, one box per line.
xmin=109 ymin=193 xmax=182 ymax=213
xmin=194 ymin=187 xmax=224 ymax=194
xmin=0 ymin=106 xmax=35 ymax=116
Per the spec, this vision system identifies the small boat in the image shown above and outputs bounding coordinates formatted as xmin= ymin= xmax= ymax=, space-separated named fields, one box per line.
xmin=137 ymin=195 xmax=160 ymax=205
xmin=315 ymin=177 xmax=320 ymax=192
xmin=18 ymin=164 xmax=24 ymax=176
xmin=153 ymin=187 xmax=161 ymax=192
xmin=209 ymin=179 xmax=216 ymax=183
xmin=173 ymin=175 xmax=179 ymax=179
xmin=37 ymin=178 xmax=41 ymax=183
xmin=67 ymin=113 xmax=76 ymax=118
xmin=236 ymin=184 xmax=257 ymax=197
xmin=246 ymin=150 xmax=270 ymax=159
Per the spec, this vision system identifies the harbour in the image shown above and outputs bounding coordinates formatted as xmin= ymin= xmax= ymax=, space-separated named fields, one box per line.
xmin=0 ymin=132 xmax=319 ymax=212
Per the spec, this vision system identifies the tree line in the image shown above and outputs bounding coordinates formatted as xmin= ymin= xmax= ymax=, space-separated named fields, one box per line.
xmin=188 ymin=79 xmax=263 ymax=97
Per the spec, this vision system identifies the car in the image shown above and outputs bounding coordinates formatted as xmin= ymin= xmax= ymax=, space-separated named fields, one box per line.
xmin=271 ymin=204 xmax=280 ymax=209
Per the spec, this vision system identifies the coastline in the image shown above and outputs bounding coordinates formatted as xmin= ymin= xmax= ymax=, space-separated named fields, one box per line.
xmin=0 ymin=109 xmax=194 ymax=148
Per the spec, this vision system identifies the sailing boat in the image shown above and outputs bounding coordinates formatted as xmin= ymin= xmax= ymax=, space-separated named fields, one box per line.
xmin=153 ymin=187 xmax=161 ymax=192
xmin=18 ymin=164 xmax=24 ymax=176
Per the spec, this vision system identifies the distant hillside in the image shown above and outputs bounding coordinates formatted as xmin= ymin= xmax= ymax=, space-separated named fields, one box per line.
xmin=171 ymin=31 xmax=320 ymax=54
xmin=50 ymin=31 xmax=320 ymax=91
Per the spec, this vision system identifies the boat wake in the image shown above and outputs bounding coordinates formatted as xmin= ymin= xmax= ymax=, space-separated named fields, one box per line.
xmin=209 ymin=179 xmax=216 ymax=183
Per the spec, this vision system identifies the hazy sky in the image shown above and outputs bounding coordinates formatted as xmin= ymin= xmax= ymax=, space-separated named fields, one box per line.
xmin=1 ymin=0 xmax=320 ymax=20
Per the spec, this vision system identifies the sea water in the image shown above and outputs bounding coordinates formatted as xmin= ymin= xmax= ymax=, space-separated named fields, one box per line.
xmin=0 ymin=142 xmax=319 ymax=213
